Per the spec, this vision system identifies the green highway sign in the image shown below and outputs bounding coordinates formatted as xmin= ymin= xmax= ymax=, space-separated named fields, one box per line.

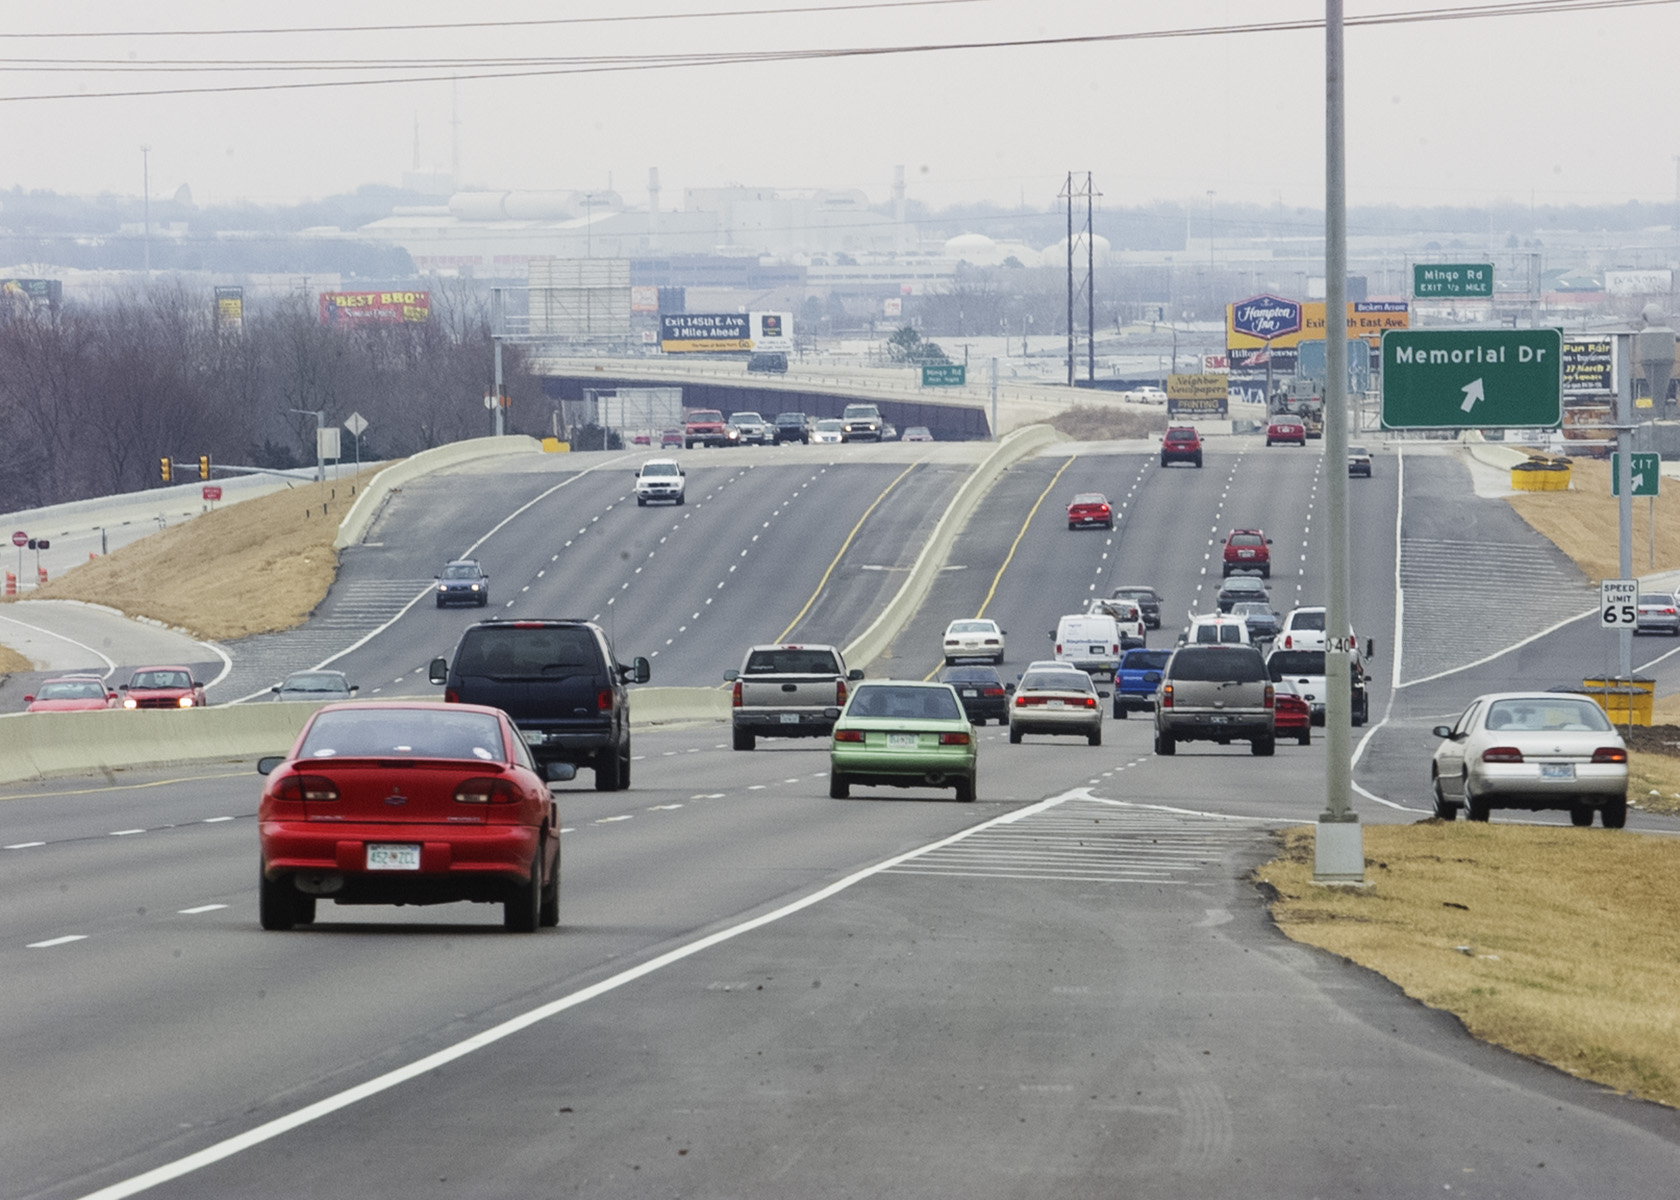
xmin=920 ymin=362 xmax=966 ymax=387
xmin=1413 ymin=263 xmax=1493 ymax=298
xmin=1611 ymin=452 xmax=1660 ymax=497
xmin=1380 ymin=329 xmax=1562 ymax=429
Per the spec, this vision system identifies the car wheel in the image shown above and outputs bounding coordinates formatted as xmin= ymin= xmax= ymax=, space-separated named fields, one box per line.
xmin=478 ymin=594 xmax=488 ymax=607
xmin=1297 ymin=728 xmax=1311 ymax=747
xmin=259 ymin=863 xmax=297 ymax=931
xmin=1154 ymin=731 xmax=1175 ymax=756
xmin=1261 ymin=567 xmax=1271 ymax=579
xmin=1114 ymin=704 xmax=1127 ymax=719
xmin=435 ymin=596 xmax=445 ymax=608
xmin=1602 ymin=795 xmax=1628 ymax=829
xmin=733 ymin=728 xmax=756 ymax=751
xmin=829 ymin=771 xmax=850 ymax=799
xmin=954 ymin=773 xmax=975 ymax=803
xmin=620 ymin=741 xmax=632 ymax=788
xmin=1067 ymin=522 xmax=1077 ymax=531
xmin=1352 ymin=696 xmax=1368 ymax=727
xmin=1009 ymin=725 xmax=1023 ymax=744
xmin=1252 ymin=735 xmax=1275 ymax=757
xmin=637 ymin=496 xmax=647 ymax=507
xmin=1465 ymin=783 xmax=1491 ymax=822
xmin=539 ymin=841 xmax=561 ymax=927
xmin=1266 ymin=439 xmax=1274 ymax=447
xmin=1222 ymin=565 xmax=1232 ymax=577
xmin=1569 ymin=804 xmax=1594 ymax=827
xmin=1087 ymin=726 xmax=1102 ymax=747
xmin=594 ymin=744 xmax=624 ymax=792
xmin=1104 ymin=520 xmax=1114 ymax=530
xmin=1431 ymin=775 xmax=1460 ymax=821
xmin=1192 ymin=455 xmax=1202 ymax=468
xmin=676 ymin=494 xmax=685 ymax=506
xmin=1160 ymin=457 xmax=1170 ymax=468
xmin=504 ymin=852 xmax=542 ymax=933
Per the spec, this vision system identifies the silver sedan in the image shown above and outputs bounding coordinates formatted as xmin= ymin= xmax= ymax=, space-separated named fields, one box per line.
xmin=1430 ymin=692 xmax=1629 ymax=827
xmin=1007 ymin=669 xmax=1105 ymax=746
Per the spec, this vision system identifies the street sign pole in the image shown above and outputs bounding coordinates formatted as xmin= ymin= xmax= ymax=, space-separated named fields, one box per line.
xmin=1616 ymin=334 xmax=1634 ymax=684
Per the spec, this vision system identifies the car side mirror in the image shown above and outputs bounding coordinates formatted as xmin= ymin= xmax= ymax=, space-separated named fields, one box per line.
xmin=724 ymin=669 xmax=740 ymax=682
xmin=1098 ymin=689 xmax=1111 ymax=698
xmin=1004 ymin=683 xmax=1016 ymax=694
xmin=1431 ymin=725 xmax=1453 ymax=739
xmin=428 ymin=656 xmax=449 ymax=685
xmin=1365 ymin=638 xmax=1376 ymax=659
xmin=22 ymin=695 xmax=34 ymax=703
xmin=1265 ymin=538 xmax=1273 ymax=544
xmin=270 ymin=685 xmax=281 ymax=693
xmin=545 ymin=762 xmax=577 ymax=782
xmin=257 ymin=756 xmax=285 ymax=775
xmin=631 ymin=657 xmax=652 ymax=684
xmin=349 ymin=685 xmax=360 ymax=694
xmin=848 ymin=668 xmax=864 ymax=680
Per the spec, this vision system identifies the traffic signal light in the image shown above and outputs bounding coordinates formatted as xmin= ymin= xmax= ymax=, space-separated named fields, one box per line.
xmin=160 ymin=457 xmax=171 ymax=483
xmin=198 ymin=455 xmax=211 ymax=481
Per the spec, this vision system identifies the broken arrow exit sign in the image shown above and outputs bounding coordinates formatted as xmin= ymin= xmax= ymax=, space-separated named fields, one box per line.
xmin=1380 ymin=329 xmax=1562 ymax=429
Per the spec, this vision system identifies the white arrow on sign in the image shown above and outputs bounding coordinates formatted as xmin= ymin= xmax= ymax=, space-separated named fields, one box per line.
xmin=1633 ymin=470 xmax=1647 ymax=493
xmin=1459 ymin=378 xmax=1485 ymax=413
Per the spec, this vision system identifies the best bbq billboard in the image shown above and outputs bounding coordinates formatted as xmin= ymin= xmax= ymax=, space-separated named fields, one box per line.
xmin=318 ymin=290 xmax=431 ymax=326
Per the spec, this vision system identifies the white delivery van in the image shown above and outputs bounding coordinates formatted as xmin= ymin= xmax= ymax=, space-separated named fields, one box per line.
xmin=1051 ymin=613 xmax=1124 ymax=676
xmin=1185 ymin=614 xmax=1252 ymax=645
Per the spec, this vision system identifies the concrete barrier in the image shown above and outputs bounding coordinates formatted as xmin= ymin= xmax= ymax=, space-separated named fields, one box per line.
xmin=334 ymin=435 xmax=543 ymax=550
xmin=843 ymin=422 xmax=1060 ymax=671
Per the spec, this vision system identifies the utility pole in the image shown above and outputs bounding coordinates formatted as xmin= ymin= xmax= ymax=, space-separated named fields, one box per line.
xmin=288 ymin=408 xmax=325 ymax=483
xmin=1064 ymin=171 xmax=1074 ymax=387
xmin=1059 ymin=171 xmax=1099 ymax=387
xmin=141 ymin=145 xmax=151 ymax=276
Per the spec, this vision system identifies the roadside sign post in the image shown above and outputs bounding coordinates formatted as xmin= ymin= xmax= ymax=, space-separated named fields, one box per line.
xmin=1380 ymin=329 xmax=1563 ymax=429
xmin=344 ymin=411 xmax=369 ymax=470
xmin=1609 ymin=452 xmax=1659 ymax=497
xmin=1600 ymin=579 xmax=1638 ymax=629
xmin=12 ymin=529 xmax=26 ymax=584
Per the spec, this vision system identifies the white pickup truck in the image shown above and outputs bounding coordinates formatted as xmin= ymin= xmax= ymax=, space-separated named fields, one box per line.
xmin=724 ymin=644 xmax=864 ymax=750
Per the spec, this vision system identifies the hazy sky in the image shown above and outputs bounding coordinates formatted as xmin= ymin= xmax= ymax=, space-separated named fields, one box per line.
xmin=3 ymin=0 xmax=1676 ymax=215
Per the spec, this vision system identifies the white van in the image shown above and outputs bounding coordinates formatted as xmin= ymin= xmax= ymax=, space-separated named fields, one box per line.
xmin=1051 ymin=613 xmax=1123 ymax=676
xmin=1184 ymin=614 xmax=1252 ymax=646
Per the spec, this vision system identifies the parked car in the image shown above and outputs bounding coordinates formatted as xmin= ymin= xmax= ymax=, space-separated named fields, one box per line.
xmin=1008 ymin=667 xmax=1105 ymax=746
xmin=1110 ymin=585 xmax=1162 ymax=629
xmin=1430 ymin=692 xmax=1629 ymax=827
xmin=120 ymin=666 xmax=207 ymax=709
xmin=1266 ymin=417 xmax=1307 ymax=446
xmin=1273 ymin=680 xmax=1312 ymax=746
xmin=1231 ymin=600 xmax=1282 ymax=642
xmin=828 ymin=681 xmax=977 ymax=802
xmin=1066 ymin=492 xmax=1114 ymax=531
xmin=24 ymin=677 xmax=118 ymax=712
xmin=943 ymin=618 xmax=1006 ymax=665
xmin=1347 ymin=444 xmax=1373 ymax=477
xmin=1221 ymin=529 xmax=1271 ymax=577
xmin=1154 ymin=643 xmax=1275 ymax=756
xmin=1216 ymin=575 xmax=1271 ymax=612
xmin=1160 ymin=426 xmax=1203 ymax=468
xmin=811 ymin=418 xmax=844 ymax=444
xmin=435 ymin=558 xmax=490 ymax=608
xmin=902 ymin=426 xmax=934 ymax=443
xmin=633 ymin=458 xmax=686 ymax=506
xmin=256 ymin=701 xmax=568 ymax=932
xmin=773 ymin=412 xmax=810 ymax=444
xmin=1635 ymin=593 xmax=1680 ymax=637
xmin=271 ymin=670 xmax=358 ymax=702
xmin=937 ymin=664 xmax=1012 ymax=726
xmin=429 ymin=618 xmax=649 ymax=791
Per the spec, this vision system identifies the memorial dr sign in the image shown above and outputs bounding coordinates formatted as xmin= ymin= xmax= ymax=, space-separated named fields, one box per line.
xmin=1380 ymin=329 xmax=1563 ymax=430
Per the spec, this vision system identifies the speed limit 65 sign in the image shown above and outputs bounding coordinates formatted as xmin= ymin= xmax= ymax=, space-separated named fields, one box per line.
xmin=1601 ymin=579 xmax=1639 ymax=629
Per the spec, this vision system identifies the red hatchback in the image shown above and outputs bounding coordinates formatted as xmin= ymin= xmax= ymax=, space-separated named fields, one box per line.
xmin=1160 ymin=426 xmax=1203 ymax=468
xmin=1066 ymin=492 xmax=1114 ymax=530
xmin=257 ymin=702 xmax=566 ymax=932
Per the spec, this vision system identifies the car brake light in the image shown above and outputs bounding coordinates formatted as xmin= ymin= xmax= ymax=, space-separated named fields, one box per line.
xmin=1054 ymin=644 xmax=1063 ymax=654
xmin=1283 ymin=635 xmax=1293 ymax=649
xmin=1264 ymin=684 xmax=1275 ymax=710
xmin=939 ymin=732 xmax=971 ymax=745
xmin=732 ymin=679 xmax=743 ymax=708
xmin=443 ymin=688 xmax=461 ymax=704
xmin=1160 ymin=684 xmax=1173 ymax=709
xmin=455 ymin=777 xmax=520 ymax=804
xmin=597 ymin=689 xmax=614 ymax=712
xmin=276 ymin=774 xmax=339 ymax=802
xmin=836 ymin=678 xmax=848 ymax=706
xmin=1482 ymin=747 xmax=1524 ymax=763
xmin=982 ymin=687 xmax=1003 ymax=697
xmin=1591 ymin=747 xmax=1628 ymax=764
xmin=835 ymin=729 xmax=864 ymax=742
xmin=1081 ymin=697 xmax=1096 ymax=709
xmin=1014 ymin=694 xmax=1028 ymax=707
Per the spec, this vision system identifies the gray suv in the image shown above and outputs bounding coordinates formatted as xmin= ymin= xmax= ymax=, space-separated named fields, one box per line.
xmin=1154 ymin=644 xmax=1275 ymax=757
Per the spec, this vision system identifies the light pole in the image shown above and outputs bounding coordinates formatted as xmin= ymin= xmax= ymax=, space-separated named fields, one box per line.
xmin=1206 ymin=190 xmax=1215 ymax=269
xmin=140 ymin=145 xmax=151 ymax=276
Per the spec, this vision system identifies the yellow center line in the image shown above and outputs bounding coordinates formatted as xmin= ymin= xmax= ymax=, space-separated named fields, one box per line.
xmin=774 ymin=461 xmax=920 ymax=644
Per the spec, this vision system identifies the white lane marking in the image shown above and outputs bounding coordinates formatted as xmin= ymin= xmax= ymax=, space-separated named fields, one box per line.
xmin=0 ymin=612 xmax=117 ymax=673
xmin=110 ymin=829 xmax=145 ymax=837
xmin=178 ymin=904 xmax=228 ymax=915
xmin=28 ymin=935 xmax=87 ymax=949
xmin=595 ymin=815 xmax=632 ymax=824
xmin=5 ymin=841 xmax=46 ymax=850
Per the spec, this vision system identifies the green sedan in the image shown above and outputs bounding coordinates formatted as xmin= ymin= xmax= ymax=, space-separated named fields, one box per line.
xmin=828 ymin=681 xmax=978 ymax=802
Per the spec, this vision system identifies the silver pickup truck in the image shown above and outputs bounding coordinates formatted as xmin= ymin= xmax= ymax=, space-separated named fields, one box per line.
xmin=724 ymin=644 xmax=864 ymax=750
xmin=1153 ymin=643 xmax=1275 ymax=757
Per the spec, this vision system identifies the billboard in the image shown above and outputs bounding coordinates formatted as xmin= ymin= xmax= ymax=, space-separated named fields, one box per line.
xmin=214 ymin=285 xmax=244 ymax=331
xmin=630 ymin=285 xmax=660 ymax=314
xmin=319 ymin=290 xmax=430 ymax=325
xmin=1230 ymin=295 xmax=1301 ymax=342
xmin=661 ymin=313 xmax=751 ymax=352
xmin=1167 ymin=373 xmax=1229 ymax=417
xmin=750 ymin=311 xmax=791 ymax=344
xmin=1562 ymin=335 xmax=1615 ymax=396
xmin=1605 ymin=269 xmax=1672 ymax=296
xmin=1 ymin=278 xmax=62 ymax=311
xmin=1228 ymin=301 xmax=1409 ymax=354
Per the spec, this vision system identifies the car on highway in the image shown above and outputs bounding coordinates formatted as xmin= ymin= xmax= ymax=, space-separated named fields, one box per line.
xmin=1265 ymin=646 xmax=1371 ymax=726
xmin=1221 ymin=528 xmax=1271 ymax=577
xmin=1430 ymin=692 xmax=1629 ymax=827
xmin=435 ymin=558 xmax=490 ymax=608
xmin=119 ymin=666 xmax=207 ymax=709
xmin=1277 ymin=605 xmax=1327 ymax=650
xmin=943 ymin=618 xmax=1006 ymax=665
xmin=1231 ymin=600 xmax=1282 ymax=642
xmin=660 ymin=428 xmax=684 ymax=449
xmin=1273 ymin=680 xmax=1312 ymax=745
xmin=633 ymin=458 xmax=686 ymax=506
xmin=1266 ymin=416 xmax=1307 ymax=446
xmin=683 ymin=408 xmax=739 ymax=449
xmin=937 ymin=664 xmax=1012 ymax=726
xmin=840 ymin=403 xmax=884 ymax=442
xmin=1050 ymin=612 xmax=1123 ymax=677
xmin=429 ymin=618 xmax=649 ymax=792
xmin=828 ymin=681 xmax=977 ymax=802
xmin=1123 ymin=385 xmax=1167 ymax=405
xmin=270 ymin=670 xmax=358 ymax=702
xmin=24 ymin=677 xmax=118 ymax=712
xmin=902 ymin=426 xmax=934 ymax=443
xmin=772 ymin=412 xmax=810 ymax=444
xmin=1216 ymin=575 xmax=1270 ymax=612
xmin=1160 ymin=426 xmax=1203 ymax=468
xmin=747 ymin=351 xmax=788 ymax=374
xmin=1348 ymin=444 xmax=1373 ymax=477
xmin=727 ymin=411 xmax=773 ymax=445
xmin=1154 ymin=643 xmax=1275 ymax=757
xmin=811 ymin=418 xmax=844 ymax=444
xmin=1084 ymin=597 xmax=1147 ymax=648
xmin=1110 ymin=585 xmax=1162 ymax=629
xmin=1066 ymin=492 xmax=1114 ymax=530
xmin=1183 ymin=614 xmax=1252 ymax=645
xmin=1635 ymin=593 xmax=1680 ymax=636
xmin=256 ymin=701 xmax=568 ymax=932
xmin=1112 ymin=647 xmax=1170 ymax=718
xmin=1008 ymin=667 xmax=1105 ymax=746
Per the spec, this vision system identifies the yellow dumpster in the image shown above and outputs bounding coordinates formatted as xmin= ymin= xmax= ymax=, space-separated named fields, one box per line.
xmin=1580 ymin=677 xmax=1654 ymax=726
xmin=541 ymin=438 xmax=571 ymax=453
xmin=1509 ymin=458 xmax=1571 ymax=491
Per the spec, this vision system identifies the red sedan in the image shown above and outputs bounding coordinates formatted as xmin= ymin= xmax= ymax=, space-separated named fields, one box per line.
xmin=1066 ymin=492 xmax=1114 ymax=530
xmin=257 ymin=701 xmax=566 ymax=932
xmin=25 ymin=676 xmax=119 ymax=712
xmin=1265 ymin=417 xmax=1307 ymax=447
xmin=1274 ymin=683 xmax=1311 ymax=746
xmin=120 ymin=666 xmax=207 ymax=709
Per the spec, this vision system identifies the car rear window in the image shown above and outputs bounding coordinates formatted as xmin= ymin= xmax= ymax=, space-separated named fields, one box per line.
xmin=1192 ymin=624 xmax=1246 ymax=644
xmin=1268 ymin=651 xmax=1325 ymax=678
xmin=301 ymin=709 xmax=507 ymax=761
xmin=1484 ymin=699 xmax=1612 ymax=733
xmin=847 ymin=686 xmax=960 ymax=719
xmin=940 ymin=667 xmax=999 ymax=683
xmin=745 ymin=649 xmax=842 ymax=675
xmin=457 ymin=627 xmax=601 ymax=680
xmin=1020 ymin=672 xmax=1094 ymax=693
xmin=1289 ymin=610 xmax=1326 ymax=631
xmin=1229 ymin=534 xmax=1263 ymax=547
xmin=1169 ymin=647 xmax=1266 ymax=682
xmin=1123 ymin=650 xmax=1171 ymax=670
xmin=1166 ymin=430 xmax=1195 ymax=442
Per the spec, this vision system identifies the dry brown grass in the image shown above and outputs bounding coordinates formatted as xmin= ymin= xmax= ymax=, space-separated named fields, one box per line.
xmin=1258 ymin=821 xmax=1680 ymax=1107
xmin=1506 ymin=456 xmax=1680 ymax=581
xmin=14 ymin=469 xmax=383 ymax=643
xmin=0 ymin=645 xmax=32 ymax=673
xmin=1045 ymin=403 xmax=1168 ymax=442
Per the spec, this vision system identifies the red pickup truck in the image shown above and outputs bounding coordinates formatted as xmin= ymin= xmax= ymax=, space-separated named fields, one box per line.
xmin=683 ymin=409 xmax=739 ymax=449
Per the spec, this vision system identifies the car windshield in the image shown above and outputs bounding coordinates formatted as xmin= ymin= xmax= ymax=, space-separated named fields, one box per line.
xmin=940 ymin=667 xmax=1000 ymax=683
xmin=842 ymin=406 xmax=879 ymax=419
xmin=1483 ymin=699 xmax=1613 ymax=733
xmin=816 ymin=420 xmax=842 ymax=431
xmin=947 ymin=621 xmax=996 ymax=634
xmin=642 ymin=462 xmax=679 ymax=477
xmin=688 ymin=410 xmax=723 ymax=422
xmin=1171 ymin=649 xmax=1266 ymax=682
xmin=1289 ymin=610 xmax=1326 ymax=631
xmin=776 ymin=413 xmax=803 ymax=423
xmin=1019 ymin=671 xmax=1094 ymax=693
xmin=846 ymin=686 xmax=960 ymax=720
xmin=1349 ymin=446 xmax=1369 ymax=455
xmin=39 ymin=681 xmax=107 ymax=700
xmin=442 ymin=563 xmax=481 ymax=580
xmin=744 ymin=649 xmax=841 ymax=674
xmin=281 ymin=673 xmax=348 ymax=693
xmin=457 ymin=627 xmax=599 ymax=680
xmin=300 ymin=709 xmax=506 ymax=761
xmin=1268 ymin=651 xmax=1325 ymax=678
xmin=131 ymin=670 xmax=190 ymax=689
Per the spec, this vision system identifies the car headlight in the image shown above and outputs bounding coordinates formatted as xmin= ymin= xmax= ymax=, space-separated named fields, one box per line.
xmin=178 ymin=696 xmax=194 ymax=708
xmin=123 ymin=697 xmax=138 ymax=709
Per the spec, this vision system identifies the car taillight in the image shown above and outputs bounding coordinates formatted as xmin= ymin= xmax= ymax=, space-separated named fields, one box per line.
xmin=1482 ymin=747 xmax=1524 ymax=763
xmin=443 ymin=689 xmax=460 ymax=704
xmin=1592 ymin=747 xmax=1628 ymax=764
xmin=1283 ymin=635 xmax=1293 ymax=649
xmin=1263 ymin=684 xmax=1275 ymax=709
xmin=835 ymin=729 xmax=864 ymax=742
xmin=276 ymin=774 xmax=339 ymax=802
xmin=945 ymin=639 xmax=959 ymax=647
xmin=732 ymin=679 xmax=743 ymax=708
xmin=836 ymin=678 xmax=848 ymax=706
xmin=455 ymin=777 xmax=520 ymax=804
xmin=1014 ymin=694 xmax=1028 ymax=707
xmin=1054 ymin=644 xmax=1063 ymax=654
xmin=597 ymin=689 xmax=614 ymax=712
xmin=982 ymin=687 xmax=1003 ymax=697
xmin=939 ymin=732 xmax=971 ymax=745
xmin=1081 ymin=697 xmax=1096 ymax=709
xmin=1110 ymin=644 xmax=1119 ymax=656
xmin=1160 ymin=684 xmax=1174 ymax=709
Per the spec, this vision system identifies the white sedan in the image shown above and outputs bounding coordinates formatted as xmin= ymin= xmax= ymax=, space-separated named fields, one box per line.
xmin=811 ymin=418 xmax=844 ymax=444
xmin=1430 ymin=692 xmax=1629 ymax=827
xmin=943 ymin=618 xmax=1006 ymax=665
xmin=1122 ymin=386 xmax=1168 ymax=405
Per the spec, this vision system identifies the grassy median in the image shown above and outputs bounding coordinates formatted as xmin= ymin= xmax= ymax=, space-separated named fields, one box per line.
xmin=1257 ymin=821 xmax=1680 ymax=1108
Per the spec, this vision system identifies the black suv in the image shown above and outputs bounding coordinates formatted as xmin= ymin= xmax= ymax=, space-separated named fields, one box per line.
xmin=429 ymin=619 xmax=650 ymax=791
xmin=773 ymin=412 xmax=810 ymax=444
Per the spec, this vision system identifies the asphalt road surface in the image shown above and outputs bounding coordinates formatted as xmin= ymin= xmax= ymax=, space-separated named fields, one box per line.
xmin=5 ymin=436 xmax=1680 ymax=1199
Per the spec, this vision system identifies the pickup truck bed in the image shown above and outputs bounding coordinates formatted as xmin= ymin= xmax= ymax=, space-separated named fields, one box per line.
xmin=725 ymin=644 xmax=862 ymax=750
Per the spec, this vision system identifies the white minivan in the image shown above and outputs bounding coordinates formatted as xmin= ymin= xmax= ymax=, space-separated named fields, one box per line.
xmin=1051 ymin=613 xmax=1123 ymax=676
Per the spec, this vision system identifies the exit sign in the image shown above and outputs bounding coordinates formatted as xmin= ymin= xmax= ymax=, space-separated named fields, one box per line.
xmin=1413 ymin=263 xmax=1493 ymax=298
xmin=1611 ymin=452 xmax=1660 ymax=497
xmin=1381 ymin=329 xmax=1561 ymax=429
